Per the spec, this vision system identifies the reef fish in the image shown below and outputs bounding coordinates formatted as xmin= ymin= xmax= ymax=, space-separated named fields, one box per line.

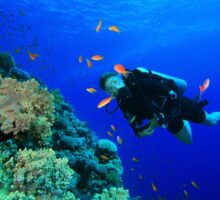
xmin=96 ymin=19 xmax=102 ymax=32
xmin=107 ymin=131 xmax=113 ymax=137
xmin=91 ymin=55 xmax=104 ymax=61
xmin=97 ymin=96 xmax=113 ymax=108
xmin=151 ymin=183 xmax=157 ymax=192
xmin=132 ymin=157 xmax=139 ymax=162
xmin=100 ymin=155 xmax=110 ymax=161
xmin=184 ymin=190 xmax=189 ymax=199
xmin=191 ymin=180 xmax=199 ymax=189
xmin=79 ymin=56 xmax=83 ymax=63
xmin=117 ymin=136 xmax=122 ymax=144
xmin=110 ymin=124 xmax=116 ymax=132
xmin=109 ymin=25 xmax=120 ymax=32
xmin=114 ymin=64 xmax=131 ymax=77
xmin=86 ymin=88 xmax=97 ymax=93
xmin=139 ymin=175 xmax=143 ymax=180
xmin=28 ymin=51 xmax=39 ymax=61
xmin=199 ymin=78 xmax=210 ymax=94
xmin=86 ymin=58 xmax=92 ymax=68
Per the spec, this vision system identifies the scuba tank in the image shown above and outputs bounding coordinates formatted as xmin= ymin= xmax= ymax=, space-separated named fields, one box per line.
xmin=136 ymin=67 xmax=187 ymax=95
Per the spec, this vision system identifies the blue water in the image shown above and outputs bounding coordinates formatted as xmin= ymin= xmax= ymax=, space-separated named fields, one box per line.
xmin=1 ymin=1 xmax=220 ymax=199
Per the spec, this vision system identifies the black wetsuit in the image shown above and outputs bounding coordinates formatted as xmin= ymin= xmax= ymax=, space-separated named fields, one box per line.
xmin=116 ymin=69 xmax=206 ymax=137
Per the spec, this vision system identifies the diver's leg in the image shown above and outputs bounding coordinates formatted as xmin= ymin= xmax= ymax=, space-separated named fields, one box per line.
xmin=201 ymin=111 xmax=220 ymax=126
xmin=174 ymin=120 xmax=192 ymax=144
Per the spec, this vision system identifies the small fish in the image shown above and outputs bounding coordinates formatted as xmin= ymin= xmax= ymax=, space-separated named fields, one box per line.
xmin=91 ymin=55 xmax=104 ymax=61
xmin=139 ymin=175 xmax=143 ymax=180
xmin=14 ymin=48 xmax=20 ymax=53
xmin=130 ymin=168 xmax=135 ymax=171
xmin=199 ymin=78 xmax=210 ymax=94
xmin=28 ymin=51 xmax=39 ymax=61
xmin=110 ymin=124 xmax=116 ymax=132
xmin=107 ymin=131 xmax=113 ymax=137
xmin=96 ymin=19 xmax=102 ymax=32
xmin=86 ymin=88 xmax=97 ymax=94
xmin=183 ymin=190 xmax=189 ymax=199
xmin=191 ymin=180 xmax=199 ymax=189
xmin=108 ymin=25 xmax=120 ymax=33
xmin=79 ymin=56 xmax=83 ymax=63
xmin=19 ymin=9 xmax=25 ymax=16
xmin=114 ymin=64 xmax=131 ymax=77
xmin=151 ymin=183 xmax=157 ymax=192
xmin=97 ymin=96 xmax=113 ymax=108
xmin=117 ymin=136 xmax=123 ymax=144
xmin=132 ymin=157 xmax=139 ymax=162
xmin=86 ymin=58 xmax=92 ymax=68
xmin=100 ymin=155 xmax=110 ymax=161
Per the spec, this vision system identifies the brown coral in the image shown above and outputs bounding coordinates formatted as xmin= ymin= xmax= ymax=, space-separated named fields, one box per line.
xmin=0 ymin=76 xmax=55 ymax=145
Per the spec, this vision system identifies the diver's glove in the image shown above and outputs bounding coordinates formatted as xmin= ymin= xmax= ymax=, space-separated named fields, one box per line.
xmin=168 ymin=90 xmax=178 ymax=100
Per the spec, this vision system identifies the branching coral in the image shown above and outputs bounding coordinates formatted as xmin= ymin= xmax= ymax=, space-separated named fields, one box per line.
xmin=6 ymin=148 xmax=77 ymax=199
xmin=93 ymin=187 xmax=129 ymax=200
xmin=0 ymin=76 xmax=55 ymax=146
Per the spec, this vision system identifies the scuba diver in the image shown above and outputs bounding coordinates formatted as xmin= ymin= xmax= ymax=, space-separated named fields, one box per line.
xmin=99 ymin=67 xmax=220 ymax=144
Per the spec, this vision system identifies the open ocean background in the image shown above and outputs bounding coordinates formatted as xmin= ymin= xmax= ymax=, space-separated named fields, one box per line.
xmin=0 ymin=0 xmax=220 ymax=199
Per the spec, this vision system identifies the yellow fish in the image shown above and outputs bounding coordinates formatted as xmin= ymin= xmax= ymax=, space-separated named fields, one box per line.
xmin=91 ymin=55 xmax=104 ymax=61
xmin=184 ymin=190 xmax=189 ymax=199
xmin=139 ymin=175 xmax=143 ymax=180
xmin=86 ymin=88 xmax=97 ymax=94
xmin=79 ymin=56 xmax=83 ymax=63
xmin=191 ymin=180 xmax=199 ymax=189
xmin=132 ymin=157 xmax=139 ymax=162
xmin=151 ymin=183 xmax=157 ymax=192
xmin=108 ymin=25 xmax=120 ymax=33
xmin=96 ymin=19 xmax=102 ymax=32
xmin=97 ymin=96 xmax=113 ymax=108
xmin=111 ymin=124 xmax=116 ymax=132
xmin=107 ymin=131 xmax=113 ymax=137
xmin=117 ymin=136 xmax=123 ymax=144
xmin=130 ymin=168 xmax=135 ymax=171
xmin=86 ymin=58 xmax=92 ymax=68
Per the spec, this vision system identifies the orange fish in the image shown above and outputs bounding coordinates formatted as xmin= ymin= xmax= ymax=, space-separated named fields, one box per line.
xmin=114 ymin=64 xmax=131 ymax=77
xmin=107 ymin=131 xmax=113 ymax=137
xmin=110 ymin=124 xmax=116 ymax=132
xmin=86 ymin=88 xmax=97 ymax=94
xmin=91 ymin=55 xmax=104 ymax=61
xmin=132 ymin=157 xmax=139 ymax=162
xmin=199 ymin=78 xmax=210 ymax=94
xmin=79 ymin=56 xmax=83 ymax=63
xmin=191 ymin=180 xmax=199 ymax=189
xmin=96 ymin=19 xmax=102 ymax=32
xmin=97 ymin=96 xmax=113 ymax=108
xmin=151 ymin=183 xmax=157 ymax=192
xmin=86 ymin=58 xmax=92 ymax=68
xmin=108 ymin=25 xmax=120 ymax=33
xmin=139 ymin=175 xmax=143 ymax=180
xmin=100 ymin=155 xmax=110 ymax=161
xmin=117 ymin=136 xmax=123 ymax=144
xmin=28 ymin=51 xmax=39 ymax=61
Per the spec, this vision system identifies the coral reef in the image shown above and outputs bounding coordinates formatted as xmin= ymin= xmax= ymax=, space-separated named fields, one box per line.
xmin=93 ymin=187 xmax=129 ymax=200
xmin=4 ymin=148 xmax=77 ymax=199
xmin=0 ymin=76 xmax=55 ymax=146
xmin=0 ymin=52 xmax=135 ymax=199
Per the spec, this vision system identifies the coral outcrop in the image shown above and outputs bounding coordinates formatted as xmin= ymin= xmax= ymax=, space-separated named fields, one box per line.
xmin=0 ymin=52 xmax=135 ymax=199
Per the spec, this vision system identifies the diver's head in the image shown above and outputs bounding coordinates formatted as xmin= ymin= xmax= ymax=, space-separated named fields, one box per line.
xmin=99 ymin=72 xmax=125 ymax=96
